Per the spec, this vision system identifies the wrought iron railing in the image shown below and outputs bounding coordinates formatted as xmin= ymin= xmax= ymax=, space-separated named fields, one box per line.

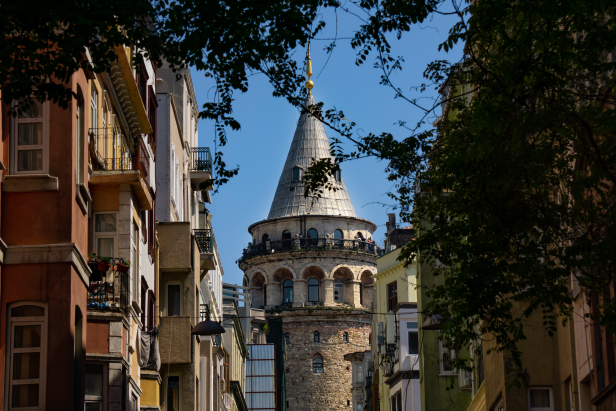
xmin=87 ymin=256 xmax=130 ymax=312
xmin=194 ymin=229 xmax=213 ymax=253
xmin=191 ymin=147 xmax=212 ymax=173
xmin=240 ymin=237 xmax=382 ymax=262
xmin=89 ymin=128 xmax=151 ymax=185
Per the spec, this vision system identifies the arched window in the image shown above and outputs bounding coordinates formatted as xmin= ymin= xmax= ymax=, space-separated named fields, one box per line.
xmin=314 ymin=331 xmax=320 ymax=342
xmin=308 ymin=278 xmax=319 ymax=302
xmin=307 ymin=228 xmax=318 ymax=239
xmin=282 ymin=230 xmax=292 ymax=240
xmin=293 ymin=166 xmax=302 ymax=182
xmin=285 ymin=333 xmax=290 ymax=344
xmin=333 ymin=278 xmax=344 ymax=303
xmin=312 ymin=356 xmax=324 ymax=373
xmin=356 ymin=232 xmax=365 ymax=241
xmin=262 ymin=233 xmax=269 ymax=242
xmin=334 ymin=229 xmax=343 ymax=239
xmin=334 ymin=168 xmax=341 ymax=182
xmin=283 ymin=280 xmax=293 ymax=304
xmin=343 ymin=332 xmax=349 ymax=342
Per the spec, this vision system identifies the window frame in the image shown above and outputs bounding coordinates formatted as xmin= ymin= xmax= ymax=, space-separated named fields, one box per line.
xmin=91 ymin=85 xmax=98 ymax=151
xmin=334 ymin=278 xmax=344 ymax=303
xmin=166 ymin=281 xmax=182 ymax=317
xmin=308 ymin=278 xmax=319 ymax=302
xmin=343 ymin=332 xmax=348 ymax=342
xmin=292 ymin=166 xmax=302 ymax=182
xmin=314 ymin=331 xmax=320 ymax=343
xmin=312 ymin=356 xmax=324 ymax=374
xmin=84 ymin=362 xmax=106 ymax=411
xmin=283 ymin=280 xmax=293 ymax=304
xmin=387 ymin=282 xmax=398 ymax=312
xmin=93 ymin=212 xmax=118 ymax=258
xmin=307 ymin=228 xmax=318 ymax=239
xmin=284 ymin=332 xmax=290 ymax=344
xmin=167 ymin=375 xmax=181 ymax=411
xmin=6 ymin=302 xmax=48 ymax=411
xmin=439 ymin=335 xmax=457 ymax=375
xmin=406 ymin=321 xmax=419 ymax=355
xmin=356 ymin=363 xmax=363 ymax=383
xmin=11 ymin=99 xmax=50 ymax=175
xmin=527 ymin=387 xmax=554 ymax=411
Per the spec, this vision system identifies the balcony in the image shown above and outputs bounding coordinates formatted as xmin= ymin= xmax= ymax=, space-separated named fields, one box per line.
xmin=158 ymin=222 xmax=194 ymax=272
xmin=190 ymin=147 xmax=213 ymax=189
xmin=222 ymin=393 xmax=232 ymax=411
xmin=88 ymin=128 xmax=153 ymax=211
xmin=87 ymin=256 xmax=130 ymax=312
xmin=240 ymin=238 xmax=382 ymax=263
xmin=159 ymin=316 xmax=192 ymax=364
xmin=194 ymin=228 xmax=216 ymax=273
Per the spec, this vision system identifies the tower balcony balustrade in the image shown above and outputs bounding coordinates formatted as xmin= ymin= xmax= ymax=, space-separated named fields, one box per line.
xmin=240 ymin=237 xmax=382 ymax=263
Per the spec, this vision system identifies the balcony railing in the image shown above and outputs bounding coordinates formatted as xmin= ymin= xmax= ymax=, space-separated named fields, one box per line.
xmin=241 ymin=237 xmax=382 ymax=261
xmin=87 ymin=256 xmax=130 ymax=312
xmin=222 ymin=393 xmax=231 ymax=411
xmin=89 ymin=128 xmax=151 ymax=185
xmin=194 ymin=229 xmax=213 ymax=253
xmin=191 ymin=147 xmax=212 ymax=173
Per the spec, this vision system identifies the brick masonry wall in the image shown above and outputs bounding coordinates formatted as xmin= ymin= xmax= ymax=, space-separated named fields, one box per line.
xmin=283 ymin=312 xmax=371 ymax=411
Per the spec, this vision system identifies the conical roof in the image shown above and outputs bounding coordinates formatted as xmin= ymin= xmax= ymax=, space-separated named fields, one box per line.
xmin=267 ymin=94 xmax=357 ymax=219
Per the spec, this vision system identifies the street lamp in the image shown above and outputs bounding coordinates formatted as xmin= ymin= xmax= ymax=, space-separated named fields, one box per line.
xmin=192 ymin=304 xmax=226 ymax=336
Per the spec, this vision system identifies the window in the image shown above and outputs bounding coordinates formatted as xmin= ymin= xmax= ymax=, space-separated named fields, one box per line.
xmin=439 ymin=335 xmax=456 ymax=374
xmin=85 ymin=363 xmax=104 ymax=411
xmin=343 ymin=332 xmax=348 ymax=342
xmin=293 ymin=166 xmax=302 ymax=182
xmin=129 ymin=395 xmax=137 ymax=411
xmin=285 ymin=333 xmax=290 ymax=344
xmin=391 ymin=391 xmax=402 ymax=411
xmin=334 ymin=278 xmax=344 ymax=303
xmin=7 ymin=303 xmax=47 ymax=409
xmin=407 ymin=322 xmax=419 ymax=354
xmin=314 ymin=331 xmax=320 ymax=342
xmin=132 ymin=223 xmax=139 ymax=303
xmin=334 ymin=229 xmax=343 ymax=239
xmin=308 ymin=278 xmax=319 ymax=302
xmin=528 ymin=387 xmax=553 ymax=411
xmin=283 ymin=280 xmax=293 ymax=304
xmin=76 ymin=87 xmax=85 ymax=184
xmin=167 ymin=376 xmax=180 ymax=411
xmin=282 ymin=230 xmax=292 ymax=240
xmin=253 ymin=333 xmax=258 ymax=344
xmin=94 ymin=213 xmax=117 ymax=258
xmin=356 ymin=363 xmax=363 ymax=383
xmin=167 ymin=284 xmax=181 ymax=316
xmin=387 ymin=282 xmax=397 ymax=312
xmin=91 ymin=85 xmax=98 ymax=149
xmin=307 ymin=228 xmax=318 ymax=239
xmin=13 ymin=98 xmax=48 ymax=174
xmin=223 ymin=349 xmax=230 ymax=393
xmin=312 ymin=356 xmax=324 ymax=373
xmin=262 ymin=233 xmax=269 ymax=242
xmin=334 ymin=168 xmax=341 ymax=182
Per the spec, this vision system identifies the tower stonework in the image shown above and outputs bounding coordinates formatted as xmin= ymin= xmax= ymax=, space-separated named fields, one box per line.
xmin=239 ymin=92 xmax=380 ymax=411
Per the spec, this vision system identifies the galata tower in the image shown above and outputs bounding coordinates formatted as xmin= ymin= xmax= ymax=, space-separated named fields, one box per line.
xmin=239 ymin=48 xmax=380 ymax=411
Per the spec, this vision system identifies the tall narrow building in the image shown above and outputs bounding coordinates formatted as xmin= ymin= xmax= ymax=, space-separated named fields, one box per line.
xmin=239 ymin=47 xmax=380 ymax=411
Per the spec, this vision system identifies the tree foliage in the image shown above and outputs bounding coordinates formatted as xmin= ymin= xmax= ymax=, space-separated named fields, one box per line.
xmin=2 ymin=0 xmax=616 ymax=383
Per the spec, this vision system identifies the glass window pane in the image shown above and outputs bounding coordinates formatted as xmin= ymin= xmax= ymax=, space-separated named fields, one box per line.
xmin=18 ymin=123 xmax=43 ymax=145
xmin=97 ymin=238 xmax=115 ymax=258
xmin=11 ymin=384 xmax=39 ymax=407
xmin=406 ymin=322 xmax=418 ymax=329
xmin=18 ymin=99 xmax=42 ymax=118
xmin=168 ymin=285 xmax=181 ymax=316
xmin=17 ymin=149 xmax=43 ymax=171
xmin=334 ymin=230 xmax=343 ymax=239
xmin=95 ymin=214 xmax=117 ymax=232
xmin=530 ymin=389 xmax=551 ymax=408
xmin=408 ymin=332 xmax=419 ymax=354
xmin=308 ymin=286 xmax=318 ymax=302
xmin=11 ymin=305 xmax=44 ymax=317
xmin=13 ymin=352 xmax=40 ymax=380
xmin=168 ymin=376 xmax=180 ymax=411
xmin=86 ymin=403 xmax=101 ymax=411
xmin=308 ymin=229 xmax=318 ymax=238
xmin=85 ymin=364 xmax=104 ymax=396
xmin=14 ymin=325 xmax=41 ymax=348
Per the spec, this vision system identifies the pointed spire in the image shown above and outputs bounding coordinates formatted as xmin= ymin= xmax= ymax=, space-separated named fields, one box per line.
xmin=305 ymin=42 xmax=314 ymax=93
xmin=267 ymin=93 xmax=357 ymax=219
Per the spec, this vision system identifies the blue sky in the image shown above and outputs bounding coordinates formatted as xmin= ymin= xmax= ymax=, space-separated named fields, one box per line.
xmin=190 ymin=8 xmax=463 ymax=286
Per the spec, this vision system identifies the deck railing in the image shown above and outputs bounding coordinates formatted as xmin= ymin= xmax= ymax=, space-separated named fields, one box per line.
xmin=87 ymin=256 xmax=130 ymax=312
xmin=241 ymin=237 xmax=382 ymax=261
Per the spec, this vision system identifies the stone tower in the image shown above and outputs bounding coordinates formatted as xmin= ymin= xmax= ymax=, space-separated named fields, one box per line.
xmin=239 ymin=84 xmax=380 ymax=411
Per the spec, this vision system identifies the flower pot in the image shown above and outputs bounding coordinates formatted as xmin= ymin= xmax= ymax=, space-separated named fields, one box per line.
xmin=98 ymin=261 xmax=111 ymax=272
xmin=116 ymin=264 xmax=129 ymax=273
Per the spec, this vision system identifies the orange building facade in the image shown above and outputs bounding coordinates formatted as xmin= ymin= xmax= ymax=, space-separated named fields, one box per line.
xmin=0 ymin=44 xmax=160 ymax=411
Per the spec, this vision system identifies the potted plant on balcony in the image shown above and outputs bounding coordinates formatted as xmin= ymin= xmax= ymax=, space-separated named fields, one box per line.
xmin=116 ymin=260 xmax=130 ymax=273
xmin=98 ymin=256 xmax=112 ymax=272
